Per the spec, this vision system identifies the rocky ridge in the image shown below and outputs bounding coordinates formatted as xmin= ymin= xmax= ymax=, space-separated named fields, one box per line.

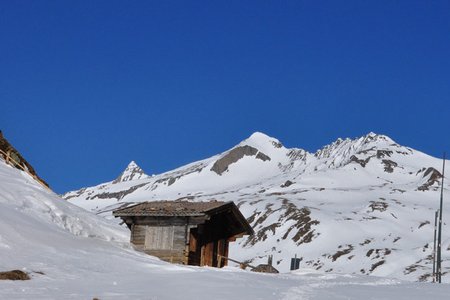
xmin=0 ymin=131 xmax=49 ymax=188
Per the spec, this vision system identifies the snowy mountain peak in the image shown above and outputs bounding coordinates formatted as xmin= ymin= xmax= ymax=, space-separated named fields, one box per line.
xmin=113 ymin=161 xmax=149 ymax=183
xmin=312 ymin=132 xmax=406 ymax=170
xmin=248 ymin=131 xmax=271 ymax=140
xmin=242 ymin=132 xmax=283 ymax=148
xmin=208 ymin=132 xmax=287 ymax=176
xmin=238 ymin=132 xmax=286 ymax=155
xmin=360 ymin=132 xmax=396 ymax=145
xmin=366 ymin=131 xmax=378 ymax=137
xmin=127 ymin=160 xmax=139 ymax=170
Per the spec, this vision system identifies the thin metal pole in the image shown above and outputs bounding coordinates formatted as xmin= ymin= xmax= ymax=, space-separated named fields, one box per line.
xmin=433 ymin=209 xmax=439 ymax=282
xmin=437 ymin=152 xmax=446 ymax=283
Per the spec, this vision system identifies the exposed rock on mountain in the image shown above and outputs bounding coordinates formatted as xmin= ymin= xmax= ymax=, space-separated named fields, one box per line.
xmin=113 ymin=161 xmax=150 ymax=183
xmin=211 ymin=145 xmax=271 ymax=175
xmin=417 ymin=167 xmax=442 ymax=191
xmin=0 ymin=130 xmax=49 ymax=188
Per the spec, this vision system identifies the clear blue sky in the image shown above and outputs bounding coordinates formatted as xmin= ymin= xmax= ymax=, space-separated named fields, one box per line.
xmin=1 ymin=1 xmax=450 ymax=193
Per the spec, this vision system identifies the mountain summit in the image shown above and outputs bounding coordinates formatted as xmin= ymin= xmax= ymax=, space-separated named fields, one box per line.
xmin=113 ymin=161 xmax=149 ymax=183
xmin=240 ymin=131 xmax=284 ymax=150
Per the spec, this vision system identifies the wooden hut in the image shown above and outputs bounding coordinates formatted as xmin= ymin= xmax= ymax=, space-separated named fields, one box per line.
xmin=113 ymin=200 xmax=254 ymax=268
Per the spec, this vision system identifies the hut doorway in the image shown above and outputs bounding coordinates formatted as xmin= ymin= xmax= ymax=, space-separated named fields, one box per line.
xmin=188 ymin=226 xmax=229 ymax=267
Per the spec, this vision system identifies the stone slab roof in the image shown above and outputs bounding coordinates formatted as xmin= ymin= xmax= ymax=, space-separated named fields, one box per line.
xmin=112 ymin=200 xmax=229 ymax=217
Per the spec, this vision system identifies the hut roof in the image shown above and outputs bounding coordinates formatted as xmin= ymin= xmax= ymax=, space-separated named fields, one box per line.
xmin=113 ymin=200 xmax=226 ymax=217
xmin=113 ymin=200 xmax=254 ymax=235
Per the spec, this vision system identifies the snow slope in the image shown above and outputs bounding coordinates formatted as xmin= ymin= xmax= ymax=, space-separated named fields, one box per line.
xmin=0 ymin=147 xmax=324 ymax=299
xmin=65 ymin=132 xmax=450 ymax=282
xmin=1 ymin=141 xmax=450 ymax=299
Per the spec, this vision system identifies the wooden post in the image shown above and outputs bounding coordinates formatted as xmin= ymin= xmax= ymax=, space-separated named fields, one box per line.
xmin=200 ymin=245 xmax=205 ymax=266
xmin=184 ymin=217 xmax=189 ymax=265
xmin=218 ymin=255 xmax=223 ymax=267
xmin=433 ymin=210 xmax=439 ymax=282
xmin=5 ymin=149 xmax=10 ymax=164
xmin=437 ymin=152 xmax=446 ymax=283
xmin=0 ymin=148 xmax=50 ymax=191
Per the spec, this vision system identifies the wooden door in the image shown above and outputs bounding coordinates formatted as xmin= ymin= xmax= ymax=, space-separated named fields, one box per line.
xmin=201 ymin=242 xmax=214 ymax=267
xmin=188 ymin=228 xmax=201 ymax=266
xmin=217 ymin=239 xmax=228 ymax=267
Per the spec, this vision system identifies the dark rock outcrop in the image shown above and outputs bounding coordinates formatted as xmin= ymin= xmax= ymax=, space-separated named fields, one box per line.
xmin=0 ymin=131 xmax=49 ymax=188
xmin=211 ymin=145 xmax=271 ymax=175
xmin=418 ymin=167 xmax=442 ymax=191
xmin=349 ymin=155 xmax=371 ymax=167
xmin=382 ymin=159 xmax=398 ymax=173
xmin=0 ymin=270 xmax=30 ymax=281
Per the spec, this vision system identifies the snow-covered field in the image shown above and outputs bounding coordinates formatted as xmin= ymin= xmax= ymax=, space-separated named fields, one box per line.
xmin=1 ymin=142 xmax=450 ymax=298
xmin=65 ymin=132 xmax=450 ymax=281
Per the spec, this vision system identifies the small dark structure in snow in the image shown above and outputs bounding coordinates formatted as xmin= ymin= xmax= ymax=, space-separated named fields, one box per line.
xmin=290 ymin=255 xmax=301 ymax=271
xmin=251 ymin=255 xmax=279 ymax=274
xmin=0 ymin=270 xmax=30 ymax=281
xmin=113 ymin=200 xmax=254 ymax=268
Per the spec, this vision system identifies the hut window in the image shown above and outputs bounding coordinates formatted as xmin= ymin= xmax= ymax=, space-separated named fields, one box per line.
xmin=144 ymin=226 xmax=174 ymax=250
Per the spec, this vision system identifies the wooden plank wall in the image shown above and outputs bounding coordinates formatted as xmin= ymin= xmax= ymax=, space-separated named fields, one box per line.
xmin=130 ymin=224 xmax=188 ymax=264
xmin=124 ymin=214 xmax=240 ymax=268
xmin=130 ymin=224 xmax=146 ymax=251
xmin=144 ymin=226 xmax=174 ymax=250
